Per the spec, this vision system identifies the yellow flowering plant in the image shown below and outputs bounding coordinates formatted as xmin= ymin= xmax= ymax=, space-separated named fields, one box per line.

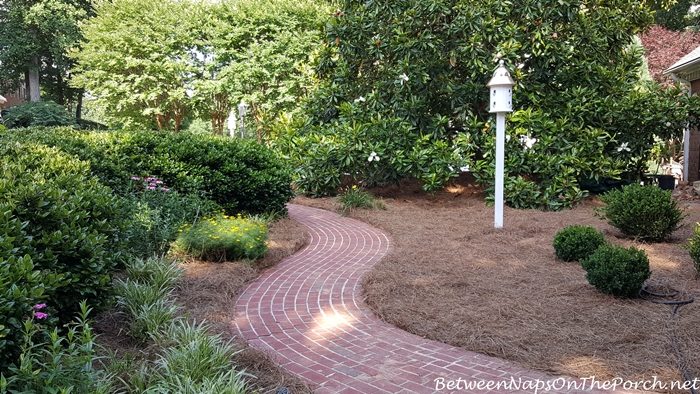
xmin=174 ymin=212 xmax=268 ymax=262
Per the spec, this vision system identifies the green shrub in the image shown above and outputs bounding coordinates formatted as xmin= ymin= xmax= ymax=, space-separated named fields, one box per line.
xmin=596 ymin=183 xmax=686 ymax=242
xmin=174 ymin=213 xmax=268 ymax=261
xmin=3 ymin=101 xmax=76 ymax=128
xmin=1 ymin=128 xmax=294 ymax=215
xmin=122 ymin=176 xmax=218 ymax=259
xmin=0 ymin=141 xmax=126 ymax=326
xmin=552 ymin=225 xmax=607 ymax=262
xmin=685 ymin=222 xmax=700 ymax=274
xmin=581 ymin=244 xmax=651 ymax=297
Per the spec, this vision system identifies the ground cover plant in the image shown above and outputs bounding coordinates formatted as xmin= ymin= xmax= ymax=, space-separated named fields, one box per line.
xmin=292 ymin=174 xmax=700 ymax=391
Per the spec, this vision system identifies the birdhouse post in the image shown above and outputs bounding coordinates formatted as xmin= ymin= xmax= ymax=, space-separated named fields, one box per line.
xmin=486 ymin=60 xmax=515 ymax=228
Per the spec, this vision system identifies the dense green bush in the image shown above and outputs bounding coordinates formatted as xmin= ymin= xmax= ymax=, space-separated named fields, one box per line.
xmin=685 ymin=223 xmax=700 ymax=274
xmin=553 ymin=225 xmax=607 ymax=262
xmin=3 ymin=101 xmax=76 ymax=128
xmin=0 ymin=141 xmax=126 ymax=326
xmin=174 ymin=213 xmax=269 ymax=261
xmin=1 ymin=128 xmax=294 ymax=215
xmin=596 ymin=184 xmax=686 ymax=242
xmin=581 ymin=244 xmax=651 ymax=298
xmin=122 ymin=176 xmax=218 ymax=259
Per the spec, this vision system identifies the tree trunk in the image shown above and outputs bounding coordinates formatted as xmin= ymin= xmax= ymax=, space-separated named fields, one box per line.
xmin=76 ymin=91 xmax=83 ymax=120
xmin=28 ymin=57 xmax=40 ymax=102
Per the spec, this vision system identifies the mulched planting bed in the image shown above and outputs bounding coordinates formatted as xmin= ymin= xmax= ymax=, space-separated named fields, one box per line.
xmin=95 ymin=216 xmax=314 ymax=394
xmin=294 ymin=173 xmax=700 ymax=393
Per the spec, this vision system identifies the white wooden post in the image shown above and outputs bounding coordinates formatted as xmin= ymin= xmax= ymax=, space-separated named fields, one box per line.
xmin=486 ymin=60 xmax=515 ymax=229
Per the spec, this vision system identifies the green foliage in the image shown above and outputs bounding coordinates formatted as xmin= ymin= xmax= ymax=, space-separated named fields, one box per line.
xmin=71 ymin=0 xmax=327 ymax=133
xmin=1 ymin=127 xmax=294 ymax=215
xmin=596 ymin=183 xmax=686 ymax=242
xmin=175 ymin=213 xmax=268 ymax=262
xmin=109 ymin=259 xmax=251 ymax=394
xmin=273 ymin=0 xmax=700 ymax=209
xmin=581 ymin=244 xmax=651 ymax=298
xmin=115 ymin=256 xmax=184 ymax=340
xmin=553 ymin=225 xmax=607 ymax=262
xmin=0 ymin=141 xmax=126 ymax=326
xmin=0 ymin=301 xmax=113 ymax=394
xmin=122 ymin=176 xmax=218 ymax=259
xmin=3 ymin=101 xmax=76 ymax=128
xmin=0 ymin=0 xmax=87 ymax=104
xmin=338 ymin=185 xmax=380 ymax=213
xmin=0 ymin=253 xmax=63 ymax=371
xmin=685 ymin=223 xmax=700 ymax=274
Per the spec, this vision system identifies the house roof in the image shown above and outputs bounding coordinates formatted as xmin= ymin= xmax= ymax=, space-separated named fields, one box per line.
xmin=664 ymin=45 xmax=700 ymax=79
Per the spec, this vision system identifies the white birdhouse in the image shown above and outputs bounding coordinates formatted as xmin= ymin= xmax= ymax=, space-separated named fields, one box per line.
xmin=486 ymin=60 xmax=515 ymax=113
xmin=238 ymin=101 xmax=248 ymax=117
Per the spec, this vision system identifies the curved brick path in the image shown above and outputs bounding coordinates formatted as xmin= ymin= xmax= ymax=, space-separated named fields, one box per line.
xmin=234 ymin=204 xmax=636 ymax=394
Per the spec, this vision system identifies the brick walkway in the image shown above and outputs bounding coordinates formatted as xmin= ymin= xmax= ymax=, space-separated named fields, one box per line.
xmin=234 ymin=204 xmax=638 ymax=394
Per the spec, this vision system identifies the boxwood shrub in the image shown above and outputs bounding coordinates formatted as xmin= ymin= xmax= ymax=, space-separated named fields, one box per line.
xmin=581 ymin=243 xmax=651 ymax=298
xmin=553 ymin=225 xmax=606 ymax=262
xmin=2 ymin=128 xmax=294 ymax=215
xmin=596 ymin=183 xmax=685 ymax=242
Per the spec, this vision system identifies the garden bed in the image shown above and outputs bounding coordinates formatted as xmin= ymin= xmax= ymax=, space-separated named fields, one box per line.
xmin=95 ymin=216 xmax=314 ymax=394
xmin=294 ymin=173 xmax=700 ymax=393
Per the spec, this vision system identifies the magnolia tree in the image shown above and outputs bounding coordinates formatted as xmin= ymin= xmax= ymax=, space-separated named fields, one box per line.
xmin=271 ymin=0 xmax=699 ymax=209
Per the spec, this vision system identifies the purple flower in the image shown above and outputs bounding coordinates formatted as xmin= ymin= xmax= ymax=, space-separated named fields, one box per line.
xmin=34 ymin=303 xmax=46 ymax=310
xmin=160 ymin=187 xmax=170 ymax=192
xmin=155 ymin=180 xmax=163 ymax=185
xmin=34 ymin=312 xmax=48 ymax=320
xmin=131 ymin=176 xmax=141 ymax=181
xmin=147 ymin=186 xmax=156 ymax=191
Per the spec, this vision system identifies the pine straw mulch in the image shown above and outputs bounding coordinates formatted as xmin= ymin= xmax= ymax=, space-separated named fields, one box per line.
xmin=293 ymin=173 xmax=700 ymax=394
xmin=94 ymin=216 xmax=314 ymax=394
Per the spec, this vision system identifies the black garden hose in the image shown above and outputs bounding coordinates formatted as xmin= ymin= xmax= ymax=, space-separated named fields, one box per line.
xmin=639 ymin=284 xmax=696 ymax=394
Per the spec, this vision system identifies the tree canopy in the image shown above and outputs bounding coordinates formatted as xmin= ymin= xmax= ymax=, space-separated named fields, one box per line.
xmin=270 ymin=0 xmax=699 ymax=209
xmin=0 ymin=0 xmax=87 ymax=107
xmin=70 ymin=0 xmax=328 ymax=133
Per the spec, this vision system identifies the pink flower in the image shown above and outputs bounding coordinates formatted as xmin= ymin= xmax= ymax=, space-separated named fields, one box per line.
xmin=34 ymin=303 xmax=46 ymax=310
xmin=131 ymin=176 xmax=141 ymax=181
xmin=147 ymin=186 xmax=156 ymax=191
xmin=34 ymin=312 xmax=48 ymax=320
xmin=160 ymin=187 xmax=170 ymax=192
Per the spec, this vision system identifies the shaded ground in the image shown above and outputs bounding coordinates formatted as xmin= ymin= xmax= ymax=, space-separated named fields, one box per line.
xmin=293 ymin=173 xmax=700 ymax=394
xmin=95 ymin=216 xmax=314 ymax=394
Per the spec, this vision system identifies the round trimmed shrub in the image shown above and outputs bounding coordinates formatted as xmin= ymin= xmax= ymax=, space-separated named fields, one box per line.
xmin=685 ymin=223 xmax=700 ymax=274
xmin=596 ymin=183 xmax=685 ymax=242
xmin=581 ymin=244 xmax=651 ymax=298
xmin=553 ymin=225 xmax=607 ymax=262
